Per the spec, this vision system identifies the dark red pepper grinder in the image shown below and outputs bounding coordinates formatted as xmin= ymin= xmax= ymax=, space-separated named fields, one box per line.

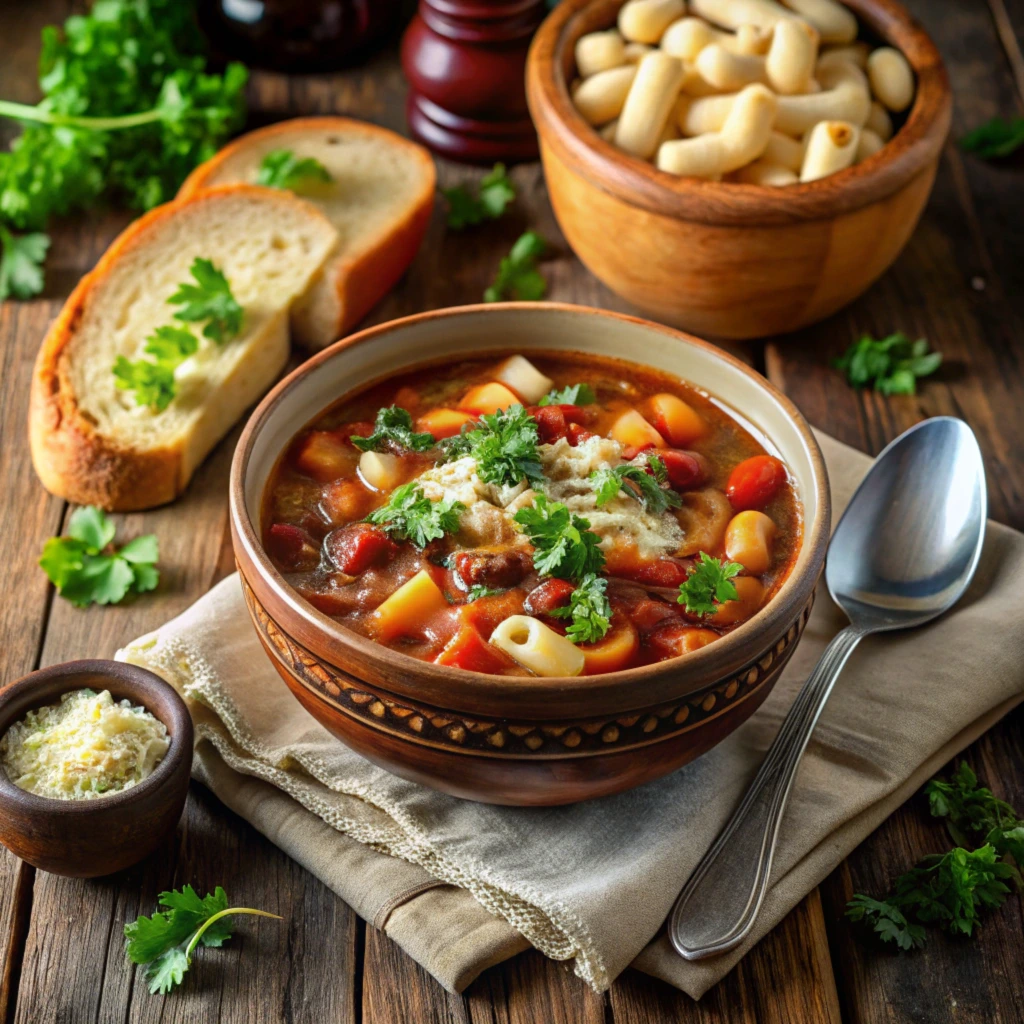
xmin=401 ymin=0 xmax=545 ymax=164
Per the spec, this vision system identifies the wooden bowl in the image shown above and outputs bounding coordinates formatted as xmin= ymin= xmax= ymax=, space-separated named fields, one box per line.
xmin=0 ymin=660 xmax=193 ymax=877
xmin=230 ymin=303 xmax=831 ymax=805
xmin=525 ymin=0 xmax=952 ymax=340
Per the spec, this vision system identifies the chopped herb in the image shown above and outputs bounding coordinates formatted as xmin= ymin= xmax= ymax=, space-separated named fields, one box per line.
xmin=256 ymin=149 xmax=332 ymax=191
xmin=513 ymin=494 xmax=605 ymax=580
xmin=168 ymin=257 xmax=243 ymax=344
xmin=125 ymin=885 xmax=280 ymax=995
xmin=366 ymin=484 xmax=465 ymax=549
xmin=441 ymin=404 xmax=543 ymax=488
xmin=484 ymin=231 xmax=547 ymax=303
xmin=113 ymin=323 xmax=199 ymax=411
xmin=591 ymin=456 xmax=681 ymax=515
xmin=350 ymin=406 xmax=435 ymax=453
xmin=550 ymin=572 xmax=611 ymax=644
xmin=959 ymin=117 xmax=1024 ymax=159
xmin=833 ymin=332 xmax=942 ymax=396
xmin=677 ymin=553 xmax=742 ymax=616
xmin=0 ymin=227 xmax=49 ymax=301
xmin=538 ymin=383 xmax=596 ymax=407
xmin=39 ymin=506 xmax=159 ymax=608
xmin=465 ymin=584 xmax=506 ymax=602
xmin=443 ymin=163 xmax=516 ymax=229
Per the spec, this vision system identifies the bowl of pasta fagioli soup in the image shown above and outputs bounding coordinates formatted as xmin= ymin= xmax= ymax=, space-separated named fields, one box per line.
xmin=231 ymin=303 xmax=829 ymax=805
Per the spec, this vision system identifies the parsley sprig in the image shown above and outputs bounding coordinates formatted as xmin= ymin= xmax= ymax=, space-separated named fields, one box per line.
xmin=441 ymin=405 xmax=543 ymax=488
xmin=256 ymin=149 xmax=333 ymax=192
xmin=443 ymin=163 xmax=516 ymax=229
xmin=833 ymin=332 xmax=942 ymax=396
xmin=959 ymin=116 xmax=1024 ymax=159
xmin=0 ymin=227 xmax=49 ymax=300
xmin=484 ymin=231 xmax=548 ymax=303
xmin=591 ymin=456 xmax=682 ymax=515
xmin=538 ymin=383 xmax=596 ymax=407
xmin=124 ymin=885 xmax=280 ymax=995
xmin=677 ymin=553 xmax=742 ymax=616
xmin=168 ymin=257 xmax=243 ymax=344
xmin=466 ymin=584 xmax=507 ymax=602
xmin=366 ymin=484 xmax=465 ymax=549
xmin=514 ymin=495 xmax=605 ymax=580
xmin=39 ymin=506 xmax=159 ymax=608
xmin=550 ymin=572 xmax=611 ymax=644
xmin=351 ymin=406 xmax=436 ymax=453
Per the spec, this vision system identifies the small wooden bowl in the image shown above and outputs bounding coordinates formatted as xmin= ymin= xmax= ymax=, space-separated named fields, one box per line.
xmin=230 ymin=303 xmax=831 ymax=805
xmin=526 ymin=0 xmax=952 ymax=340
xmin=0 ymin=661 xmax=193 ymax=877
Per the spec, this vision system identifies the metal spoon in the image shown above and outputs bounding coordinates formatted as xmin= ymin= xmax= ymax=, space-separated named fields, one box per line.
xmin=669 ymin=417 xmax=988 ymax=960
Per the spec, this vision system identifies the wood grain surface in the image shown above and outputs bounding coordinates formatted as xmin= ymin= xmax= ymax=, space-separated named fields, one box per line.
xmin=0 ymin=0 xmax=1022 ymax=1021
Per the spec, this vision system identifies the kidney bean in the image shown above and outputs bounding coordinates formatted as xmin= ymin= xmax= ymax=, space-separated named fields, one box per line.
xmin=454 ymin=550 xmax=534 ymax=590
xmin=525 ymin=578 xmax=576 ymax=616
xmin=726 ymin=455 xmax=787 ymax=511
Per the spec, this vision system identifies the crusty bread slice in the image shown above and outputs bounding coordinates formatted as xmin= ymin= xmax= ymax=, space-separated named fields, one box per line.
xmin=177 ymin=117 xmax=436 ymax=349
xmin=30 ymin=184 xmax=338 ymax=511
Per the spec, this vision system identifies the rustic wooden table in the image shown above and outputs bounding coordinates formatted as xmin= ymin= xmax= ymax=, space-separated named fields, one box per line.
xmin=2 ymin=2 xmax=1023 ymax=1021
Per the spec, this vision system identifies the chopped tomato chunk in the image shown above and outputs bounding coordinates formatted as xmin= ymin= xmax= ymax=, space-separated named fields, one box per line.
xmin=435 ymin=624 xmax=517 ymax=673
xmin=566 ymin=422 xmax=597 ymax=446
xmin=647 ymin=623 xmax=720 ymax=659
xmin=621 ymin=442 xmax=656 ymax=461
xmin=266 ymin=523 xmax=319 ymax=571
xmin=459 ymin=589 xmax=527 ymax=636
xmin=615 ymin=558 xmax=692 ymax=588
xmin=324 ymin=523 xmax=397 ymax=575
xmin=529 ymin=404 xmax=568 ymax=444
xmin=631 ymin=598 xmax=680 ymax=633
xmin=726 ymin=455 xmax=787 ymax=511
xmin=658 ymin=449 xmax=708 ymax=491
xmin=525 ymin=577 xmax=576 ymax=616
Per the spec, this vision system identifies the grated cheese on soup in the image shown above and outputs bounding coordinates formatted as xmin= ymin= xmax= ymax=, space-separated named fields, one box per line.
xmin=0 ymin=688 xmax=170 ymax=800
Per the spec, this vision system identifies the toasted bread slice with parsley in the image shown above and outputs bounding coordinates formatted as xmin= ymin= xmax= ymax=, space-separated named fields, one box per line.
xmin=30 ymin=184 xmax=338 ymax=511
xmin=177 ymin=117 xmax=436 ymax=349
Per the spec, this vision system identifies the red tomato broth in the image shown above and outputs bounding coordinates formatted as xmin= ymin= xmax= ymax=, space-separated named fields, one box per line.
xmin=261 ymin=352 xmax=803 ymax=676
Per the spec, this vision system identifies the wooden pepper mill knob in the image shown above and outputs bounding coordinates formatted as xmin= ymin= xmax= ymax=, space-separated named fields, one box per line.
xmin=401 ymin=0 xmax=545 ymax=164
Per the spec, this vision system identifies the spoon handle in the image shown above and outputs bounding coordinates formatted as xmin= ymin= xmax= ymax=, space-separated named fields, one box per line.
xmin=668 ymin=624 xmax=866 ymax=960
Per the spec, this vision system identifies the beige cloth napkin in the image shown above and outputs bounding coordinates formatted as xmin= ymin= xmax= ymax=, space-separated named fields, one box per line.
xmin=116 ymin=433 xmax=1024 ymax=999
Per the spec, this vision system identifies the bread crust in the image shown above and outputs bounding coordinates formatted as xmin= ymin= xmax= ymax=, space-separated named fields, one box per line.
xmin=177 ymin=117 xmax=437 ymax=347
xmin=29 ymin=184 xmax=333 ymax=511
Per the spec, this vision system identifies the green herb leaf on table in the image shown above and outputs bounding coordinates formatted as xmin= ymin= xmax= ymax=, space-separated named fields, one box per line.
xmin=466 ymin=584 xmax=507 ymax=602
xmin=514 ymin=494 xmax=606 ymax=581
xmin=484 ymin=231 xmax=548 ymax=303
xmin=366 ymin=484 xmax=465 ymax=549
xmin=833 ymin=332 xmax=942 ymax=395
xmin=351 ymin=406 xmax=436 ymax=453
xmin=0 ymin=227 xmax=49 ymax=301
xmin=538 ymin=383 xmax=596 ymax=407
xmin=440 ymin=404 xmax=543 ymax=489
xmin=443 ymin=163 xmax=516 ymax=229
xmin=959 ymin=117 xmax=1024 ymax=159
xmin=256 ymin=149 xmax=333 ymax=192
xmin=38 ymin=506 xmax=160 ymax=608
xmin=168 ymin=257 xmax=243 ymax=343
xmin=677 ymin=553 xmax=742 ymax=616
xmin=591 ymin=457 xmax=682 ymax=515
xmin=550 ymin=572 xmax=611 ymax=644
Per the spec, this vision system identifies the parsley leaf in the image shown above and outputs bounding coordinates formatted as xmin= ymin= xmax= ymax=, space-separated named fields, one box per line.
xmin=591 ymin=457 xmax=682 ymax=515
xmin=677 ymin=553 xmax=742 ymax=616
xmin=442 ymin=404 xmax=543 ymax=488
xmin=833 ymin=332 xmax=942 ymax=395
xmin=959 ymin=117 xmax=1024 ymax=159
xmin=484 ymin=231 xmax=548 ymax=303
xmin=443 ymin=163 xmax=516 ymax=229
xmin=168 ymin=257 xmax=243 ymax=343
xmin=124 ymin=885 xmax=280 ymax=995
xmin=538 ymin=383 xmax=596 ymax=406
xmin=113 ymin=325 xmax=198 ymax=411
xmin=366 ymin=484 xmax=465 ymax=549
xmin=38 ymin=506 xmax=159 ymax=608
xmin=466 ymin=584 xmax=507 ymax=602
xmin=550 ymin=573 xmax=611 ymax=644
xmin=351 ymin=406 xmax=436 ymax=453
xmin=256 ymin=149 xmax=333 ymax=192
xmin=845 ymin=894 xmax=927 ymax=951
xmin=0 ymin=226 xmax=49 ymax=300
xmin=513 ymin=494 xmax=605 ymax=580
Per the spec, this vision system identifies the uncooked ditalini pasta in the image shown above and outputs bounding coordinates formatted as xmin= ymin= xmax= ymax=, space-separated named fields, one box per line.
xmin=800 ymin=119 xmax=859 ymax=180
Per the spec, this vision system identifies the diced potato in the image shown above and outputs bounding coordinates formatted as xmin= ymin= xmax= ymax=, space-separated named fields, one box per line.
xmin=371 ymin=570 xmax=449 ymax=643
xmin=295 ymin=431 xmax=354 ymax=482
xmin=358 ymin=450 xmax=405 ymax=492
xmin=416 ymin=408 xmax=476 ymax=440
xmin=580 ymin=619 xmax=640 ymax=674
xmin=648 ymin=393 xmax=705 ymax=446
xmin=459 ymin=382 xmax=522 ymax=416
xmin=610 ymin=409 xmax=667 ymax=449
xmin=490 ymin=616 xmax=585 ymax=677
xmin=492 ymin=355 xmax=554 ymax=404
xmin=708 ymin=576 xmax=765 ymax=626
xmin=724 ymin=510 xmax=777 ymax=573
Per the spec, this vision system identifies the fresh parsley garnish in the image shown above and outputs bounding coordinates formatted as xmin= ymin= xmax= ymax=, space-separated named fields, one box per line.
xmin=677 ymin=553 xmax=742 ymax=616
xmin=833 ymin=332 xmax=942 ymax=396
xmin=484 ymin=231 xmax=548 ymax=303
xmin=256 ymin=149 xmax=333 ymax=192
xmin=959 ymin=116 xmax=1024 ymax=159
xmin=538 ymin=383 xmax=596 ymax=406
xmin=550 ymin=572 xmax=611 ymax=644
xmin=443 ymin=163 xmax=516 ymax=229
xmin=513 ymin=494 xmax=605 ymax=580
xmin=366 ymin=484 xmax=465 ymax=549
xmin=124 ymin=885 xmax=280 ymax=995
xmin=38 ymin=506 xmax=159 ymax=608
xmin=0 ymin=226 xmax=49 ymax=301
xmin=113 ymin=323 xmax=200 ymax=410
xmin=168 ymin=257 xmax=243 ymax=344
xmin=441 ymin=404 xmax=543 ymax=488
xmin=591 ymin=456 xmax=682 ymax=515
xmin=351 ymin=406 xmax=436 ymax=453
xmin=465 ymin=584 xmax=507 ymax=602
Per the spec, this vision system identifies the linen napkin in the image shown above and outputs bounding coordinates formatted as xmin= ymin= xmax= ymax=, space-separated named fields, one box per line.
xmin=116 ymin=432 xmax=1024 ymax=999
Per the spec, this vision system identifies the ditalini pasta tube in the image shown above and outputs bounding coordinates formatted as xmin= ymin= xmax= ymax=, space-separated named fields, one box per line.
xmin=765 ymin=18 xmax=818 ymax=95
xmin=774 ymin=60 xmax=869 ymax=135
xmin=575 ymin=30 xmax=627 ymax=78
xmin=677 ymin=91 xmax=737 ymax=135
xmin=661 ymin=17 xmax=770 ymax=60
xmin=490 ymin=616 xmax=586 ymax=677
xmin=800 ymin=119 xmax=860 ymax=181
xmin=690 ymin=0 xmax=791 ymax=31
xmin=865 ymin=101 xmax=894 ymax=140
xmin=734 ymin=160 xmax=799 ymax=185
xmin=867 ymin=46 xmax=915 ymax=112
xmin=763 ymin=129 xmax=806 ymax=170
xmin=695 ymin=45 xmax=768 ymax=90
xmin=618 ymin=0 xmax=686 ymax=43
xmin=572 ymin=64 xmax=638 ymax=125
xmin=781 ymin=0 xmax=857 ymax=42
xmin=816 ymin=41 xmax=870 ymax=72
xmin=855 ymin=127 xmax=885 ymax=161
xmin=616 ymin=51 xmax=687 ymax=158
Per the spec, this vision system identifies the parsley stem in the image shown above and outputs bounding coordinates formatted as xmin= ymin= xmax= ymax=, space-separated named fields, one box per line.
xmin=183 ymin=908 xmax=282 ymax=962
xmin=0 ymin=100 xmax=165 ymax=132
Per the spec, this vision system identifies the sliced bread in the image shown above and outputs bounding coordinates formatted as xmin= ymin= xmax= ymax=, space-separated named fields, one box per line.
xmin=30 ymin=184 xmax=338 ymax=511
xmin=177 ymin=117 xmax=436 ymax=350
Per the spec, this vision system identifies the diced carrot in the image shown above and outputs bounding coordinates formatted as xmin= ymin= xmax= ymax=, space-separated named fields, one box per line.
xmin=459 ymin=382 xmax=521 ymax=416
xmin=371 ymin=570 xmax=450 ymax=642
xmin=435 ymin=624 xmax=518 ymax=673
xmin=610 ymin=410 xmax=666 ymax=450
xmin=580 ymin=617 xmax=640 ymax=674
xmin=459 ymin=589 xmax=527 ymax=636
xmin=648 ymin=393 xmax=706 ymax=447
xmin=416 ymin=408 xmax=476 ymax=439
xmin=294 ymin=431 xmax=356 ymax=482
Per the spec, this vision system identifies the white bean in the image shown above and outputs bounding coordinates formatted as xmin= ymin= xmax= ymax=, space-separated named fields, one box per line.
xmin=616 ymin=52 xmax=687 ymax=158
xmin=781 ymin=0 xmax=857 ymax=42
xmin=619 ymin=0 xmax=687 ymax=44
xmin=575 ymin=30 xmax=627 ymax=78
xmin=774 ymin=60 xmax=869 ymax=134
xmin=800 ymin=119 xmax=860 ymax=180
xmin=817 ymin=41 xmax=870 ymax=71
xmin=572 ymin=64 xmax=638 ymax=125
xmin=766 ymin=17 xmax=818 ymax=94
xmin=867 ymin=46 xmax=915 ymax=112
